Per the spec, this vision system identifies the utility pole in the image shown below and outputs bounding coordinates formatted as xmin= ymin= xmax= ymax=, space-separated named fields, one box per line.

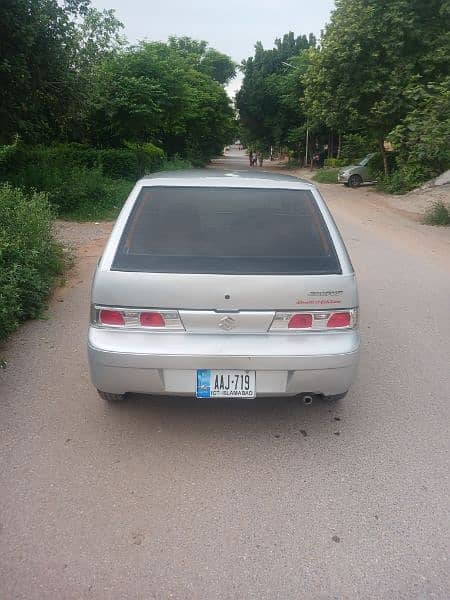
xmin=305 ymin=121 xmax=309 ymax=167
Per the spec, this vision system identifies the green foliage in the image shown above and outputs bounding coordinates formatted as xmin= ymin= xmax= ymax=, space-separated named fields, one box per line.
xmin=0 ymin=142 xmax=191 ymax=220
xmin=376 ymin=164 xmax=432 ymax=194
xmin=97 ymin=144 xmax=165 ymax=179
xmin=0 ymin=184 xmax=65 ymax=342
xmin=312 ymin=168 xmax=339 ymax=184
xmin=340 ymin=134 xmax=375 ymax=161
xmin=303 ymin=0 xmax=449 ymax=144
xmin=236 ymin=32 xmax=316 ymax=154
xmin=0 ymin=0 xmax=124 ymax=144
xmin=367 ymin=152 xmax=398 ymax=179
xmin=389 ymin=79 xmax=450 ymax=177
xmin=58 ymin=172 xmax=134 ymax=220
xmin=168 ymin=37 xmax=236 ymax=84
xmin=423 ymin=201 xmax=450 ymax=226
xmin=324 ymin=158 xmax=348 ymax=168
xmin=88 ymin=42 xmax=235 ymax=162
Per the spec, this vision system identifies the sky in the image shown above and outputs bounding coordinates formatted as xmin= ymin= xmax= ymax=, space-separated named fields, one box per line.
xmin=91 ymin=0 xmax=335 ymax=97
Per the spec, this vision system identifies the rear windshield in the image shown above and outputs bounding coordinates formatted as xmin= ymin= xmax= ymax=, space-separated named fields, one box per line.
xmin=112 ymin=186 xmax=341 ymax=275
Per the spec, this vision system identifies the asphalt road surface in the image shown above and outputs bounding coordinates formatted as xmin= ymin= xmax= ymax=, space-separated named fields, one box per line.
xmin=1 ymin=151 xmax=449 ymax=599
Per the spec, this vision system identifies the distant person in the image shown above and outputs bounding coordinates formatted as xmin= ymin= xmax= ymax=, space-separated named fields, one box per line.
xmin=249 ymin=151 xmax=253 ymax=167
xmin=258 ymin=154 xmax=263 ymax=167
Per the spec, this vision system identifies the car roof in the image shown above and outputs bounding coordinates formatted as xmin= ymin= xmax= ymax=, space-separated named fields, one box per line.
xmin=137 ymin=169 xmax=315 ymax=190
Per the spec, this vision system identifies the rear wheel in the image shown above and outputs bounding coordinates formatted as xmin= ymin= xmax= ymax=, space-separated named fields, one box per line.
xmin=348 ymin=174 xmax=362 ymax=188
xmin=97 ymin=390 xmax=126 ymax=403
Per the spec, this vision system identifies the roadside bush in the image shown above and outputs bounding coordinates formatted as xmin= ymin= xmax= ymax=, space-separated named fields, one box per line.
xmin=0 ymin=184 xmax=65 ymax=342
xmin=97 ymin=148 xmax=139 ymax=179
xmin=423 ymin=201 xmax=450 ymax=226
xmin=159 ymin=157 xmax=192 ymax=171
xmin=367 ymin=151 xmax=399 ymax=181
xmin=376 ymin=164 xmax=432 ymax=194
xmin=132 ymin=143 xmax=166 ymax=176
xmin=98 ymin=143 xmax=165 ymax=179
xmin=0 ymin=143 xmax=98 ymax=179
xmin=0 ymin=143 xmax=190 ymax=220
xmin=312 ymin=168 xmax=339 ymax=184
xmin=324 ymin=158 xmax=348 ymax=168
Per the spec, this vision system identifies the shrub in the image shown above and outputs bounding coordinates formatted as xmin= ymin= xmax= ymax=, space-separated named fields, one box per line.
xmin=97 ymin=148 xmax=139 ymax=179
xmin=367 ymin=151 xmax=399 ymax=181
xmin=423 ymin=201 xmax=450 ymax=226
xmin=376 ymin=163 xmax=432 ymax=194
xmin=0 ymin=143 xmax=98 ymax=179
xmin=324 ymin=158 xmax=348 ymax=168
xmin=130 ymin=142 xmax=165 ymax=176
xmin=312 ymin=168 xmax=339 ymax=184
xmin=0 ymin=143 xmax=188 ymax=220
xmin=99 ymin=143 xmax=165 ymax=179
xmin=159 ymin=157 xmax=192 ymax=171
xmin=389 ymin=80 xmax=450 ymax=178
xmin=50 ymin=168 xmax=134 ymax=220
xmin=0 ymin=184 xmax=65 ymax=342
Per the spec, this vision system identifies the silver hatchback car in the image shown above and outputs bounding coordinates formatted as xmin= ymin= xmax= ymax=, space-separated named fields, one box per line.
xmin=88 ymin=170 xmax=360 ymax=403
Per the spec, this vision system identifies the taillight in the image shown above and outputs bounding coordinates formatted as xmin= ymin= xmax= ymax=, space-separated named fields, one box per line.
xmin=140 ymin=312 xmax=165 ymax=327
xmin=93 ymin=307 xmax=183 ymax=330
xmin=288 ymin=313 xmax=313 ymax=329
xmin=271 ymin=309 xmax=357 ymax=331
xmin=99 ymin=309 xmax=125 ymax=326
xmin=327 ymin=312 xmax=351 ymax=328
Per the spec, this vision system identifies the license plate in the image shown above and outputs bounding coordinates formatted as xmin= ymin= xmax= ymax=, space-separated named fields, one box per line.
xmin=196 ymin=369 xmax=256 ymax=398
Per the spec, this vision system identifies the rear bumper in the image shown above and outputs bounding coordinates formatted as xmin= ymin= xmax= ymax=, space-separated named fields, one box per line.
xmin=88 ymin=328 xmax=360 ymax=397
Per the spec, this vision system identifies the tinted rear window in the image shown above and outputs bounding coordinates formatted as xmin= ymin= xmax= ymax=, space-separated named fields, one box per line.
xmin=112 ymin=186 xmax=341 ymax=275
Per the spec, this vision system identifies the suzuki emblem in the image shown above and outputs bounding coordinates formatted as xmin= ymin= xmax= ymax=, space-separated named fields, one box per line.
xmin=218 ymin=315 xmax=236 ymax=331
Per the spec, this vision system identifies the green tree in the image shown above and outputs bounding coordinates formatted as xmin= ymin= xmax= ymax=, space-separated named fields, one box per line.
xmin=88 ymin=42 xmax=235 ymax=162
xmin=236 ymin=32 xmax=316 ymax=155
xmin=303 ymin=0 xmax=450 ymax=173
xmin=0 ymin=0 xmax=123 ymax=143
xmin=168 ymin=36 xmax=236 ymax=85
xmin=389 ymin=78 xmax=450 ymax=176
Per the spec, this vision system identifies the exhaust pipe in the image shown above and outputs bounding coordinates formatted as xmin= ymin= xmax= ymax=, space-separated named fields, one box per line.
xmin=302 ymin=394 xmax=314 ymax=406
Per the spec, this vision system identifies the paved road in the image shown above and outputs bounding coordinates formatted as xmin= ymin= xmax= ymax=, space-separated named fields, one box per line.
xmin=1 ymin=151 xmax=449 ymax=599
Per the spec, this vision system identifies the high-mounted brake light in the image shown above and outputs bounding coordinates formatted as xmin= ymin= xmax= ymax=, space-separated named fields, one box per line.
xmin=93 ymin=307 xmax=184 ymax=330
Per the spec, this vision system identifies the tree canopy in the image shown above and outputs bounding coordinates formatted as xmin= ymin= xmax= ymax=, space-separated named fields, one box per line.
xmin=236 ymin=2 xmax=450 ymax=183
xmin=236 ymin=32 xmax=316 ymax=153
xmin=0 ymin=1 xmax=236 ymax=163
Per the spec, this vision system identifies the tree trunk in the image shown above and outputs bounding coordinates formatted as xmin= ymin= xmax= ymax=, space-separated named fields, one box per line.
xmin=379 ymin=137 xmax=388 ymax=175
xmin=337 ymin=132 xmax=342 ymax=159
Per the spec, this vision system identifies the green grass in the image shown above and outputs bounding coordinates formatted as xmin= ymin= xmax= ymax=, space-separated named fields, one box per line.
xmin=423 ymin=201 xmax=450 ymax=226
xmin=312 ymin=168 xmax=339 ymax=184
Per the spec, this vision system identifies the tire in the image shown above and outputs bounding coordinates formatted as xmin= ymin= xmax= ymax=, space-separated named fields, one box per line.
xmin=348 ymin=174 xmax=362 ymax=188
xmin=325 ymin=391 xmax=348 ymax=402
xmin=97 ymin=389 xmax=126 ymax=403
